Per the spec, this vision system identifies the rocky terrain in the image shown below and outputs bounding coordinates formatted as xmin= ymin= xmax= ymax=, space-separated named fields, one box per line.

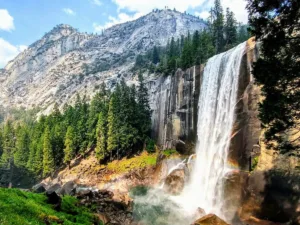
xmin=0 ymin=9 xmax=206 ymax=114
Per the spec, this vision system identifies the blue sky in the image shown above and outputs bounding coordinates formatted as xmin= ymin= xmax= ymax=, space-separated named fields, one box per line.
xmin=0 ymin=0 xmax=248 ymax=68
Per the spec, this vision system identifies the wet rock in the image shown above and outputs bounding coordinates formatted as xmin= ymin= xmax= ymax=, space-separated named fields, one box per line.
xmin=164 ymin=169 xmax=185 ymax=195
xmin=32 ymin=183 xmax=46 ymax=193
xmin=193 ymin=214 xmax=230 ymax=225
xmin=222 ymin=170 xmax=249 ymax=222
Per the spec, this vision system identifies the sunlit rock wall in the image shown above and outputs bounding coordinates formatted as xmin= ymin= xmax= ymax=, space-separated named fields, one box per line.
xmin=149 ymin=65 xmax=202 ymax=153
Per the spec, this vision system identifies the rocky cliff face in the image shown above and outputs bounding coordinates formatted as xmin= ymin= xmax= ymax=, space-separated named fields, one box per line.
xmin=0 ymin=10 xmax=206 ymax=114
xmin=148 ymin=66 xmax=202 ymax=152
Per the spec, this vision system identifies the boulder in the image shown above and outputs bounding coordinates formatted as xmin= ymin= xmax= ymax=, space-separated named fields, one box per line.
xmin=193 ymin=214 xmax=230 ymax=225
xmin=47 ymin=183 xmax=61 ymax=194
xmin=164 ymin=169 xmax=185 ymax=195
xmin=58 ymin=181 xmax=77 ymax=196
xmin=46 ymin=191 xmax=61 ymax=210
xmin=32 ymin=183 xmax=46 ymax=193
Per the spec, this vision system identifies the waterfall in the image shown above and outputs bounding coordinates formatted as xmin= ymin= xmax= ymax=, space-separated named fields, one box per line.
xmin=176 ymin=42 xmax=246 ymax=220
xmin=131 ymin=42 xmax=246 ymax=225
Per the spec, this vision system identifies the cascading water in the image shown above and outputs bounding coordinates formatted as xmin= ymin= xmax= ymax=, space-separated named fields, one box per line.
xmin=131 ymin=42 xmax=246 ymax=225
xmin=175 ymin=42 xmax=246 ymax=221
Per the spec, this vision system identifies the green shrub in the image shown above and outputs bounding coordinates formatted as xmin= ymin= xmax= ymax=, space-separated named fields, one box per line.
xmin=162 ymin=149 xmax=177 ymax=157
xmin=146 ymin=139 xmax=156 ymax=153
xmin=251 ymin=156 xmax=259 ymax=171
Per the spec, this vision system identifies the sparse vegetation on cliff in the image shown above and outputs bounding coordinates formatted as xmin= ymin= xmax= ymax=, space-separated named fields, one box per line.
xmin=106 ymin=151 xmax=157 ymax=173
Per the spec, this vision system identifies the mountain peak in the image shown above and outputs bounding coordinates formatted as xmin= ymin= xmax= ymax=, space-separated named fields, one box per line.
xmin=47 ymin=24 xmax=78 ymax=36
xmin=0 ymin=10 xmax=206 ymax=111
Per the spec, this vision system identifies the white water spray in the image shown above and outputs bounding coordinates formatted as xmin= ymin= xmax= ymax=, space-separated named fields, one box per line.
xmin=176 ymin=42 xmax=246 ymax=220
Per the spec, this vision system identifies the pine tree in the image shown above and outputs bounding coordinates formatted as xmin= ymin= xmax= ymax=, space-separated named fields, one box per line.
xmin=63 ymin=126 xmax=76 ymax=166
xmin=26 ymin=141 xmax=36 ymax=172
xmin=87 ymin=83 xmax=108 ymax=147
xmin=95 ymin=112 xmax=108 ymax=161
xmin=137 ymin=74 xmax=151 ymax=140
xmin=192 ymin=30 xmax=201 ymax=64
xmin=107 ymin=93 xmax=119 ymax=159
xmin=198 ymin=30 xmax=215 ymax=64
xmin=237 ymin=23 xmax=250 ymax=43
xmin=224 ymin=8 xmax=237 ymax=50
xmin=181 ymin=36 xmax=193 ymax=69
xmin=0 ymin=120 xmax=15 ymax=168
xmin=14 ymin=125 xmax=30 ymax=168
xmin=247 ymin=0 xmax=300 ymax=152
xmin=42 ymin=126 xmax=55 ymax=177
xmin=211 ymin=0 xmax=225 ymax=53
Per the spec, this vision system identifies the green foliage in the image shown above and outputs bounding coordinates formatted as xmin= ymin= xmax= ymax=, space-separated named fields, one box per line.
xmin=106 ymin=152 xmax=157 ymax=173
xmin=0 ymin=188 xmax=99 ymax=225
xmin=42 ymin=126 xmax=55 ymax=177
xmin=211 ymin=0 xmax=225 ymax=53
xmin=137 ymin=74 xmax=152 ymax=139
xmin=63 ymin=126 xmax=76 ymax=165
xmin=134 ymin=1 xmax=249 ymax=75
xmin=247 ymin=0 xmax=300 ymax=152
xmin=95 ymin=112 xmax=108 ymax=161
xmin=224 ymin=8 xmax=238 ymax=50
xmin=1 ymin=78 xmax=151 ymax=184
xmin=14 ymin=125 xmax=30 ymax=168
xmin=251 ymin=156 xmax=259 ymax=171
xmin=145 ymin=139 xmax=155 ymax=153
xmin=0 ymin=120 xmax=15 ymax=168
xmin=162 ymin=149 xmax=178 ymax=157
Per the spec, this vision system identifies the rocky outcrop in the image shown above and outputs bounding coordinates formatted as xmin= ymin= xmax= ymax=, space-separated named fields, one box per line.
xmin=193 ymin=214 xmax=230 ymax=225
xmin=239 ymin=145 xmax=300 ymax=224
xmin=149 ymin=65 xmax=202 ymax=152
xmin=228 ymin=37 xmax=261 ymax=171
xmin=76 ymin=189 xmax=134 ymax=225
xmin=164 ymin=169 xmax=186 ymax=195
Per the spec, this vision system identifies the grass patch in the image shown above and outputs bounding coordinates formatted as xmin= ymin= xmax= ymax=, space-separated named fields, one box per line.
xmin=0 ymin=188 xmax=101 ymax=225
xmin=107 ymin=151 xmax=157 ymax=173
xmin=251 ymin=156 xmax=259 ymax=171
xmin=162 ymin=149 xmax=178 ymax=157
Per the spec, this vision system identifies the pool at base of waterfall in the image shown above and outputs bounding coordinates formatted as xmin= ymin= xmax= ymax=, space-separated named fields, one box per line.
xmin=130 ymin=186 xmax=199 ymax=225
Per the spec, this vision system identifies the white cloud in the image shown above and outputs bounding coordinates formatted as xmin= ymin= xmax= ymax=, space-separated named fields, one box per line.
xmin=0 ymin=9 xmax=15 ymax=31
xmin=91 ymin=0 xmax=102 ymax=6
xmin=195 ymin=11 xmax=210 ymax=20
xmin=93 ymin=12 xmax=143 ymax=32
xmin=0 ymin=38 xmax=27 ymax=68
xmin=63 ymin=8 xmax=76 ymax=16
